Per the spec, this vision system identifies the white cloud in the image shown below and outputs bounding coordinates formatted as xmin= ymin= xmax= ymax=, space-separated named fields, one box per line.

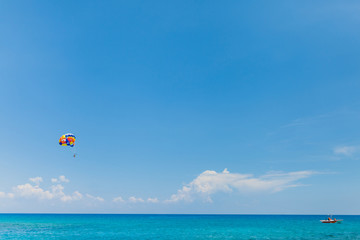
xmin=0 ymin=176 xmax=104 ymax=205
xmin=10 ymin=176 xmax=82 ymax=202
xmin=334 ymin=146 xmax=357 ymax=156
xmin=29 ymin=177 xmax=43 ymax=186
xmin=86 ymin=194 xmax=104 ymax=202
xmin=60 ymin=191 xmax=83 ymax=202
xmin=113 ymin=196 xmax=125 ymax=203
xmin=14 ymin=183 xmax=53 ymax=200
xmin=147 ymin=198 xmax=159 ymax=203
xmin=128 ymin=196 xmax=144 ymax=203
xmin=59 ymin=175 xmax=70 ymax=183
xmin=50 ymin=175 xmax=70 ymax=183
xmin=166 ymin=169 xmax=317 ymax=203
xmin=51 ymin=184 xmax=82 ymax=202
xmin=112 ymin=196 xmax=159 ymax=204
xmin=0 ymin=192 xmax=14 ymax=199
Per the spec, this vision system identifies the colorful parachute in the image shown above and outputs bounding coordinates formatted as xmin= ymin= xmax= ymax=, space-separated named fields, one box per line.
xmin=59 ymin=133 xmax=76 ymax=147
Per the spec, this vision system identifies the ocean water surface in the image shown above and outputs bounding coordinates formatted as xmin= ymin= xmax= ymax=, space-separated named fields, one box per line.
xmin=0 ymin=214 xmax=359 ymax=239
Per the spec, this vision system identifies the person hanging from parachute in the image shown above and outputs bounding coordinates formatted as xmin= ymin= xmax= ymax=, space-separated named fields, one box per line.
xmin=59 ymin=133 xmax=77 ymax=157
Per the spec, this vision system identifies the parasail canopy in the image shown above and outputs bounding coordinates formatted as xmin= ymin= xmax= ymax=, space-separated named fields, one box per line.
xmin=59 ymin=133 xmax=76 ymax=147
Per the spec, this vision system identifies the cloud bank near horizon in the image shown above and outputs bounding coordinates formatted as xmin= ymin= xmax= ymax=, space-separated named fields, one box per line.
xmin=0 ymin=169 xmax=318 ymax=208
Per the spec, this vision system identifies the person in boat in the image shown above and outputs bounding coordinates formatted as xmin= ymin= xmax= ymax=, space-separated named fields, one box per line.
xmin=328 ymin=217 xmax=331 ymax=221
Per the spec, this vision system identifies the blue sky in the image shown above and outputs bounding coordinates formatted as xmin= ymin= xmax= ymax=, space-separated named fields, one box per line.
xmin=1 ymin=0 xmax=360 ymax=213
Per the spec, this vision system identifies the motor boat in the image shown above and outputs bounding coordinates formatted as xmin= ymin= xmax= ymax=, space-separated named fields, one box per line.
xmin=320 ymin=216 xmax=343 ymax=223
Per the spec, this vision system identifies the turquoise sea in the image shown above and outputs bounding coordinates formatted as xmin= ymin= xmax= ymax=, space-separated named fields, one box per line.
xmin=0 ymin=214 xmax=359 ymax=239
